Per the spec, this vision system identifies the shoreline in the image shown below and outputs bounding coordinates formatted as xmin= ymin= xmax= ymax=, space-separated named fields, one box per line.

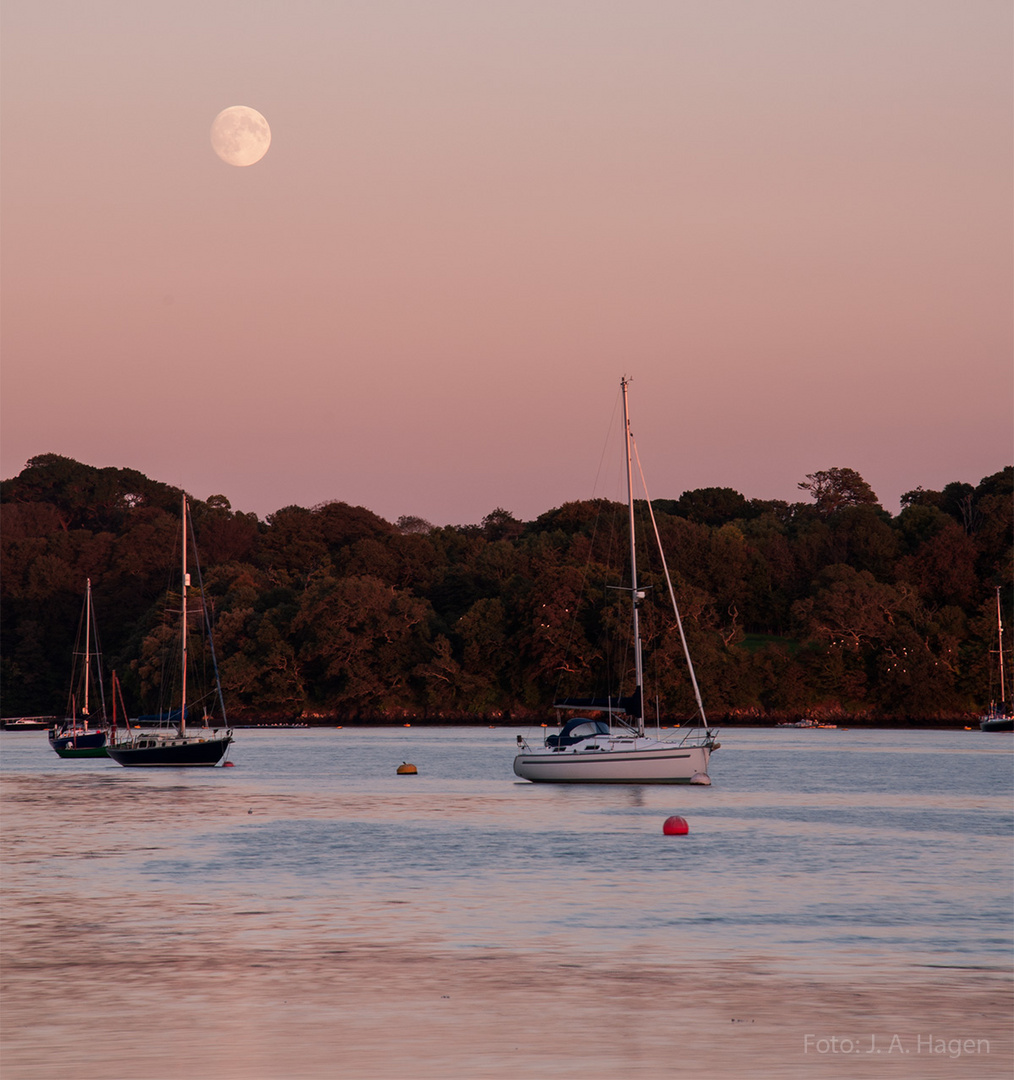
xmin=190 ymin=718 xmax=996 ymax=730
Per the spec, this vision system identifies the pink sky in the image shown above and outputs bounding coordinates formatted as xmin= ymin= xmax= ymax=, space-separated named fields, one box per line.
xmin=2 ymin=1 xmax=1011 ymax=525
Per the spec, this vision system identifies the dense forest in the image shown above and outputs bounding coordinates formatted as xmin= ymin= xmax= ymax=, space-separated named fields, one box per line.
xmin=1 ymin=454 xmax=1011 ymax=725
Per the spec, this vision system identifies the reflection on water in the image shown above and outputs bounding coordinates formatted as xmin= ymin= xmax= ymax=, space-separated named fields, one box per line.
xmin=2 ymin=727 xmax=1011 ymax=1078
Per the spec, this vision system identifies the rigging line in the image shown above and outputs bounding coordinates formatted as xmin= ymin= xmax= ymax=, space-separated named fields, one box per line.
xmin=68 ymin=588 xmax=89 ymax=716
xmin=87 ymin=589 xmax=109 ymax=721
xmin=597 ymin=392 xmax=633 ymax=708
xmin=186 ymin=503 xmax=229 ymax=727
xmin=630 ymin=436 xmax=709 ymax=729
xmin=589 ymin=386 xmax=625 ymax=502
xmin=550 ymin=391 xmax=625 ymax=711
xmin=549 ymin=500 xmax=610 ymax=708
xmin=151 ymin=496 xmax=188 ymax=724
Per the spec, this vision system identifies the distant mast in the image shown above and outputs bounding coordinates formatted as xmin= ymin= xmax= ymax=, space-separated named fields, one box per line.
xmin=180 ymin=495 xmax=188 ymax=737
xmin=997 ymin=586 xmax=1007 ymax=712
xmin=621 ymin=377 xmax=645 ymax=738
xmin=83 ymin=578 xmax=92 ymax=717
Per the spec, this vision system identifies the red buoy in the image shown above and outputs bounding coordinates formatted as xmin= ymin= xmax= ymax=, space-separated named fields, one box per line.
xmin=663 ymin=816 xmax=689 ymax=835
xmin=222 ymin=761 xmax=236 ymax=767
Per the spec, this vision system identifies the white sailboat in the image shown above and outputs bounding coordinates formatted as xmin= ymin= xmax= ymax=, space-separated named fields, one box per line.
xmin=514 ymin=377 xmax=719 ymax=784
xmin=107 ymin=495 xmax=233 ymax=766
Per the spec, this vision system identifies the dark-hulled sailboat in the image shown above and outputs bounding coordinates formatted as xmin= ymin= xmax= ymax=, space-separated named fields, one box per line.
xmin=106 ymin=495 xmax=233 ymax=767
xmin=49 ymin=578 xmax=109 ymax=758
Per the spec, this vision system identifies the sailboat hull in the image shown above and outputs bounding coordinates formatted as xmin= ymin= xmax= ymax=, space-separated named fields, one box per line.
xmin=49 ymin=728 xmax=108 ymax=758
xmin=979 ymin=714 xmax=1013 ymax=733
xmin=52 ymin=743 xmax=109 ymax=759
xmin=106 ymin=733 xmax=232 ymax=767
xmin=513 ymin=740 xmax=712 ymax=783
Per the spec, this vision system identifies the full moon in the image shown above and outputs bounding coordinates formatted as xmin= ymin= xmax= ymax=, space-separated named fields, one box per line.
xmin=210 ymin=106 xmax=271 ymax=167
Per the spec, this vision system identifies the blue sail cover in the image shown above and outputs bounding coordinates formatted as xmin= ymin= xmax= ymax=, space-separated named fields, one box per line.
xmin=136 ymin=709 xmax=186 ymax=724
xmin=546 ymin=717 xmax=612 ymax=747
xmin=553 ymin=691 xmax=642 ymax=719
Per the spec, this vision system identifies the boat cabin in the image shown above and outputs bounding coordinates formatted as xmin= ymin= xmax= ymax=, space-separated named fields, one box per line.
xmin=546 ymin=718 xmax=611 ymax=748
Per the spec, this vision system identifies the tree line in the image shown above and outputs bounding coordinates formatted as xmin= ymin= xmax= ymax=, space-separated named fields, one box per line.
xmin=2 ymin=454 xmax=1010 ymax=724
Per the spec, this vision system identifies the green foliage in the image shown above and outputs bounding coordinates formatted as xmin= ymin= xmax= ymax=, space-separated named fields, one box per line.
xmin=2 ymin=455 xmax=1011 ymax=720
xmin=668 ymin=487 xmax=753 ymax=526
xmin=798 ymin=467 xmax=880 ymax=516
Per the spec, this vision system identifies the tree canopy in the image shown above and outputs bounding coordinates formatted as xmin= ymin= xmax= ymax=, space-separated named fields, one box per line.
xmin=798 ymin=467 xmax=880 ymax=516
xmin=2 ymin=457 xmax=1010 ymax=723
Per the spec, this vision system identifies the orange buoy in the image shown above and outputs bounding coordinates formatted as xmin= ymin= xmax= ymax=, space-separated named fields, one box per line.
xmin=397 ymin=762 xmax=418 ymax=775
xmin=663 ymin=816 xmax=689 ymax=835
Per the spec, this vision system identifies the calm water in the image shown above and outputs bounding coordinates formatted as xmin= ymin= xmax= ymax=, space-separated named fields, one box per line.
xmin=2 ymin=725 xmax=1011 ymax=976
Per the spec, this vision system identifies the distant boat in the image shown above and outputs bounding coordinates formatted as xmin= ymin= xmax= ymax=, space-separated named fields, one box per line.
xmin=979 ymin=587 xmax=1012 ymax=733
xmin=2 ymin=716 xmax=58 ymax=731
xmin=48 ymin=579 xmax=109 ymax=758
xmin=513 ymin=377 xmax=719 ymax=784
xmin=106 ymin=495 xmax=233 ymax=767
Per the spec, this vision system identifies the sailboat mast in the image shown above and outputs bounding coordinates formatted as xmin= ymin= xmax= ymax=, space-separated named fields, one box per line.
xmin=82 ymin=578 xmax=92 ymax=717
xmin=180 ymin=496 xmax=188 ymax=736
xmin=621 ymin=377 xmax=645 ymax=737
xmin=997 ymin=587 xmax=1006 ymax=710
